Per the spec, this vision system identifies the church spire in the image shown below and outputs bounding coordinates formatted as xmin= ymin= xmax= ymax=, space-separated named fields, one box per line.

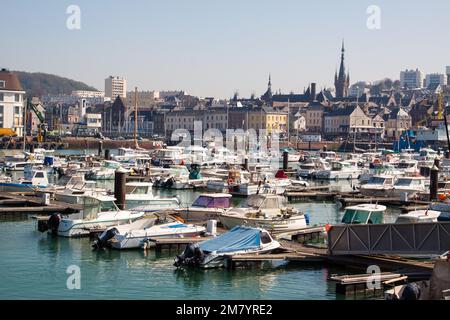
xmin=335 ymin=40 xmax=349 ymax=100
xmin=261 ymin=73 xmax=273 ymax=106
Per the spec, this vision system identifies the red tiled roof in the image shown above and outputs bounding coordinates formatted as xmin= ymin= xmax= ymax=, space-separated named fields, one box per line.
xmin=0 ymin=69 xmax=24 ymax=91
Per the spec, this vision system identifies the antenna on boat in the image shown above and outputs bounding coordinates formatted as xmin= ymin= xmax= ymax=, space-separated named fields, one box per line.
xmin=134 ymin=87 xmax=139 ymax=149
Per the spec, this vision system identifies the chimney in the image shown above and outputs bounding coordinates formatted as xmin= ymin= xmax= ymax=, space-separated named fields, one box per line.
xmin=310 ymin=83 xmax=317 ymax=101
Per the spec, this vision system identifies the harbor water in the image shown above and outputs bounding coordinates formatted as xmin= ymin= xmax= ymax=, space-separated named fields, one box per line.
xmin=0 ymin=150 xmax=401 ymax=300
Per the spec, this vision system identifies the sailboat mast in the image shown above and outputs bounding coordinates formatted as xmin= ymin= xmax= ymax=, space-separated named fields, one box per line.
xmin=134 ymin=87 xmax=138 ymax=149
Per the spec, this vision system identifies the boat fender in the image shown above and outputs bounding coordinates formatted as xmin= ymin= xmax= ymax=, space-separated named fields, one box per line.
xmin=304 ymin=213 xmax=310 ymax=225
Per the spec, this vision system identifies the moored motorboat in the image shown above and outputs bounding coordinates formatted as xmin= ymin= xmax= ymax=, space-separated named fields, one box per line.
xmin=173 ymin=226 xmax=281 ymax=268
xmin=219 ymin=193 xmax=309 ymax=233
xmin=174 ymin=193 xmax=232 ymax=221
xmin=37 ymin=195 xmax=144 ymax=237
xmin=340 ymin=203 xmax=386 ymax=224
xmin=93 ymin=213 xmax=206 ymax=249
xmin=124 ymin=182 xmax=180 ymax=211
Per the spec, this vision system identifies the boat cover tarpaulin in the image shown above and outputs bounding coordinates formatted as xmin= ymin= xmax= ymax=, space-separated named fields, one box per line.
xmin=199 ymin=226 xmax=261 ymax=253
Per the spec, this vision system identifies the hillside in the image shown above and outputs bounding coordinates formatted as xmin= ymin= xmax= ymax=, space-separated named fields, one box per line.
xmin=14 ymin=71 xmax=98 ymax=97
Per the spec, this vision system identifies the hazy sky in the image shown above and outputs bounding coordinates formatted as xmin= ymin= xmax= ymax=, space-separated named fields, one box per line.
xmin=2 ymin=0 xmax=449 ymax=98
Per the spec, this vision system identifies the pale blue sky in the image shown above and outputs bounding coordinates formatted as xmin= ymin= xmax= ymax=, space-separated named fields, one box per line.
xmin=1 ymin=0 xmax=449 ymax=98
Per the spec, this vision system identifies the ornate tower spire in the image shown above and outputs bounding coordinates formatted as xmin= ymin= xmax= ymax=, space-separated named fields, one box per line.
xmin=261 ymin=73 xmax=273 ymax=106
xmin=335 ymin=40 xmax=349 ymax=100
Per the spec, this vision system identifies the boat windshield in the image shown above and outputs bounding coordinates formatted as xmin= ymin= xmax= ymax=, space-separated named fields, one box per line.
xmin=244 ymin=195 xmax=285 ymax=209
xmin=341 ymin=209 xmax=383 ymax=224
xmin=126 ymin=185 xmax=150 ymax=195
xmin=367 ymin=177 xmax=386 ymax=185
xmin=395 ymin=178 xmax=421 ymax=186
xmin=192 ymin=196 xmax=230 ymax=208
xmin=100 ymin=200 xmax=118 ymax=212
xmin=104 ymin=161 xmax=120 ymax=169
xmin=331 ymin=162 xmax=343 ymax=171
xmin=397 ymin=162 xmax=414 ymax=169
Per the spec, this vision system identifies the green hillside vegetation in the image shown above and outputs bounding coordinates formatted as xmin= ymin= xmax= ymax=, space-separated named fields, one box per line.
xmin=14 ymin=71 xmax=98 ymax=97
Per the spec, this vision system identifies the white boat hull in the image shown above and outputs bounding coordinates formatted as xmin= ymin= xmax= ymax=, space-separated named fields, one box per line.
xmin=57 ymin=212 xmax=144 ymax=237
xmin=219 ymin=214 xmax=307 ymax=233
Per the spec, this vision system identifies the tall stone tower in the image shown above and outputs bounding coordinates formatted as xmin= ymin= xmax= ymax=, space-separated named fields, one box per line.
xmin=334 ymin=41 xmax=350 ymax=100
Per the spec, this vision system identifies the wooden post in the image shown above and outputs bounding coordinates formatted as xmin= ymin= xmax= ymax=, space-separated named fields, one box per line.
xmin=98 ymin=140 xmax=103 ymax=157
xmin=430 ymin=164 xmax=439 ymax=201
xmin=244 ymin=157 xmax=249 ymax=171
xmin=114 ymin=168 xmax=127 ymax=210
xmin=283 ymin=151 xmax=289 ymax=171
xmin=104 ymin=149 xmax=111 ymax=160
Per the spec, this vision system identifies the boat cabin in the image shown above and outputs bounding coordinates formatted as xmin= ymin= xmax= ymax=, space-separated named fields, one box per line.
xmin=393 ymin=176 xmax=426 ymax=188
xmin=126 ymin=182 xmax=153 ymax=195
xmin=395 ymin=210 xmax=440 ymax=224
xmin=341 ymin=204 xmax=386 ymax=224
xmin=319 ymin=151 xmax=337 ymax=160
xmin=365 ymin=175 xmax=395 ymax=186
xmin=23 ymin=167 xmax=49 ymax=187
xmin=81 ymin=195 xmax=119 ymax=220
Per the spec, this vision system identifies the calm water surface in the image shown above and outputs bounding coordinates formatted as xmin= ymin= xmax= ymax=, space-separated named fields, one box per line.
xmin=0 ymin=150 xmax=400 ymax=299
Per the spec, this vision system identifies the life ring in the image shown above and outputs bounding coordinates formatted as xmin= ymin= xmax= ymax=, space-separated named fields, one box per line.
xmin=227 ymin=178 xmax=234 ymax=185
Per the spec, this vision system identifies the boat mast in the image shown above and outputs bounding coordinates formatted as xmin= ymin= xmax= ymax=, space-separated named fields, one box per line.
xmin=440 ymin=92 xmax=450 ymax=157
xmin=23 ymin=98 xmax=27 ymax=152
xmin=134 ymin=87 xmax=139 ymax=149
xmin=287 ymin=98 xmax=290 ymax=147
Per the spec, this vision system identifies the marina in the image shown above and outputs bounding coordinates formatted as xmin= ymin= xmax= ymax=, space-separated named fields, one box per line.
xmin=1 ymin=145 xmax=450 ymax=300
xmin=2 ymin=2 xmax=450 ymax=303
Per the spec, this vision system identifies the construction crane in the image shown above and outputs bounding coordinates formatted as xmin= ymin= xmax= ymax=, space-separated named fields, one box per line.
xmin=438 ymin=91 xmax=444 ymax=120
xmin=28 ymin=100 xmax=48 ymax=142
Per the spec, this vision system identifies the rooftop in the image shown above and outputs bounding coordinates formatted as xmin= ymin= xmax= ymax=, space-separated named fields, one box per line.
xmin=0 ymin=69 xmax=24 ymax=92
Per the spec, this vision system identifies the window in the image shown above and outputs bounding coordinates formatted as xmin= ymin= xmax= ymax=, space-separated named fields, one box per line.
xmin=15 ymin=94 xmax=20 ymax=102
xmin=34 ymin=172 xmax=45 ymax=178
xmin=0 ymin=93 xmax=3 ymax=101
xmin=260 ymin=232 xmax=272 ymax=244
xmin=14 ymin=106 xmax=20 ymax=114
xmin=0 ymin=81 xmax=5 ymax=88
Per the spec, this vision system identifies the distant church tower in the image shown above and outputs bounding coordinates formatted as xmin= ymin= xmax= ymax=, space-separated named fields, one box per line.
xmin=334 ymin=41 xmax=350 ymax=100
xmin=261 ymin=73 xmax=273 ymax=105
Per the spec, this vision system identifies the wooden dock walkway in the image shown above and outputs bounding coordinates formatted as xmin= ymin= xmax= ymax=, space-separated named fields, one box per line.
xmin=329 ymin=269 xmax=432 ymax=295
xmin=0 ymin=192 xmax=82 ymax=215
xmin=286 ymin=191 xmax=338 ymax=201
xmin=142 ymin=236 xmax=212 ymax=251
xmin=335 ymin=194 xmax=431 ymax=208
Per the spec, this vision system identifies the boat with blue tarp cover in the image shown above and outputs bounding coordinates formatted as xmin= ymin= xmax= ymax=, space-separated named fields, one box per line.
xmin=173 ymin=226 xmax=281 ymax=268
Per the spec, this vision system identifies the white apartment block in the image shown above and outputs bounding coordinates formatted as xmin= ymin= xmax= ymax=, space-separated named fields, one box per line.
xmin=0 ymin=69 xmax=25 ymax=136
xmin=400 ymin=69 xmax=424 ymax=89
xmin=105 ymin=76 xmax=126 ymax=99
xmin=425 ymin=73 xmax=447 ymax=88
xmin=85 ymin=113 xmax=102 ymax=129
xmin=71 ymin=90 xmax=105 ymax=98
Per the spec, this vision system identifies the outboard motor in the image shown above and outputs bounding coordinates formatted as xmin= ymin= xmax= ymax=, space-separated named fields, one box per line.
xmin=92 ymin=228 xmax=118 ymax=250
xmin=400 ymin=282 xmax=422 ymax=300
xmin=164 ymin=177 xmax=174 ymax=189
xmin=47 ymin=213 xmax=61 ymax=235
xmin=174 ymin=243 xmax=205 ymax=268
